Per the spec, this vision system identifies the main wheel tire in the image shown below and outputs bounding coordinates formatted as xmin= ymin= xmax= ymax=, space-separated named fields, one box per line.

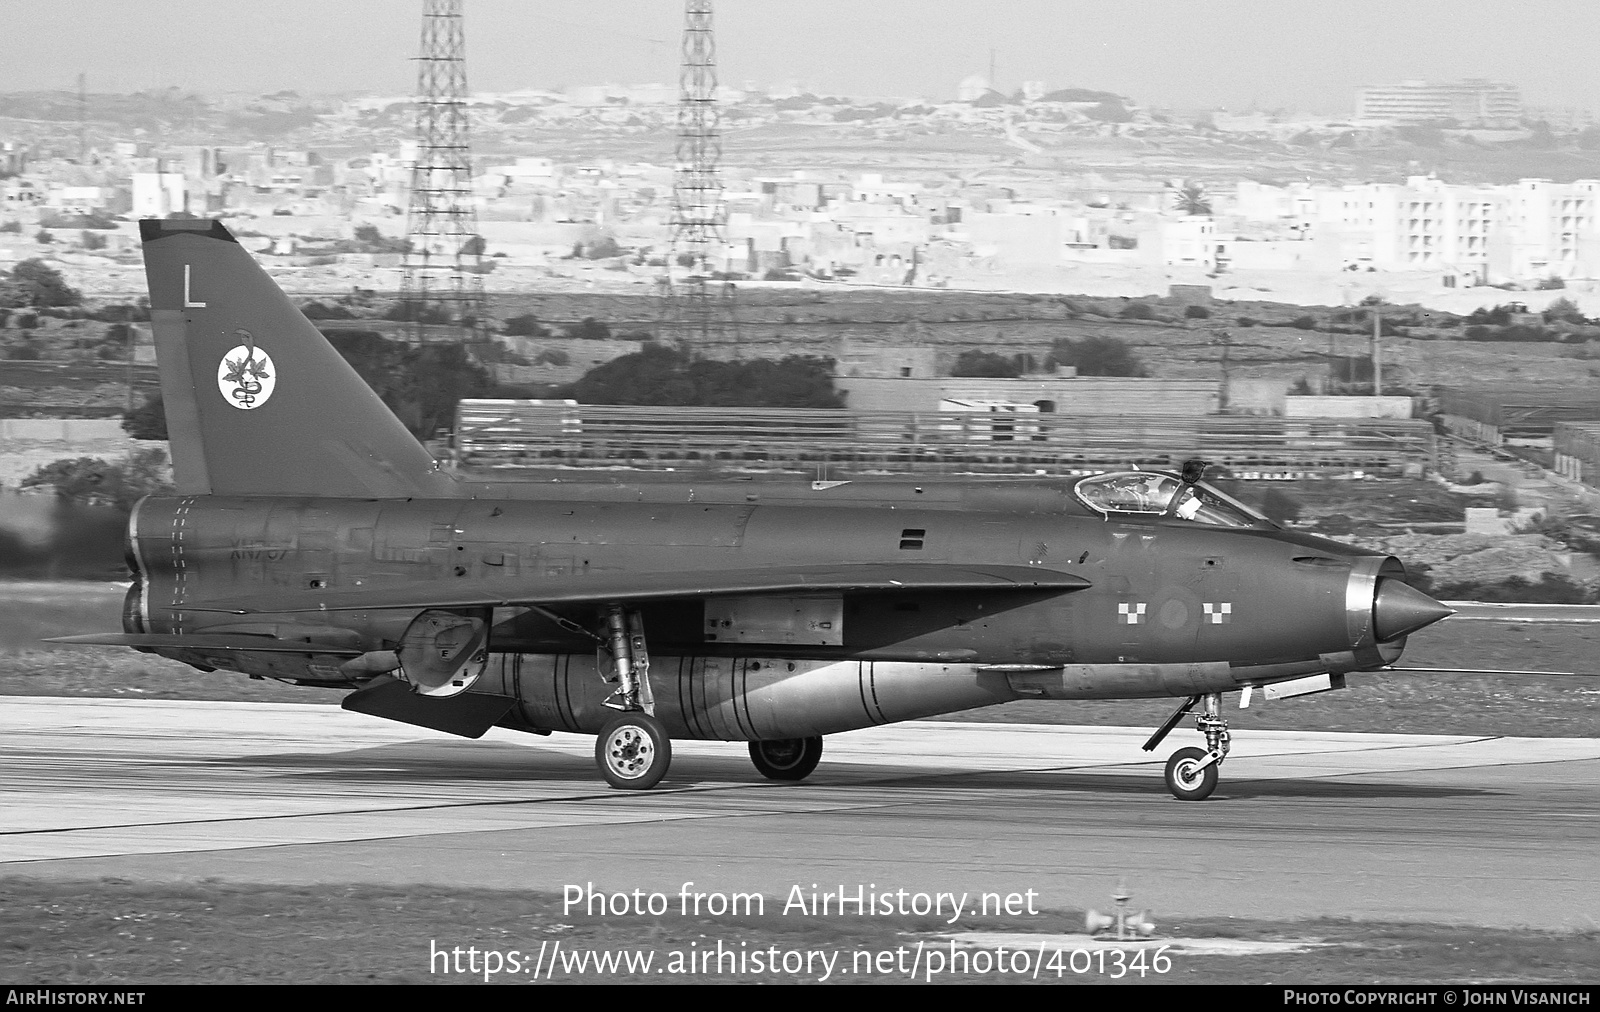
xmin=1164 ymin=746 xmax=1219 ymax=801
xmin=748 ymin=736 xmax=823 ymax=782
xmin=596 ymin=712 xmax=672 ymax=790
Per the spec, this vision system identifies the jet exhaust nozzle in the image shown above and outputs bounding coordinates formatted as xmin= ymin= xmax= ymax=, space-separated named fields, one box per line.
xmin=1373 ymin=580 xmax=1454 ymax=641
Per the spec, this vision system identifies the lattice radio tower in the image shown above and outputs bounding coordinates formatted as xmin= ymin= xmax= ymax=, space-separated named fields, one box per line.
xmin=400 ymin=0 xmax=485 ymax=339
xmin=662 ymin=1 xmax=738 ymax=353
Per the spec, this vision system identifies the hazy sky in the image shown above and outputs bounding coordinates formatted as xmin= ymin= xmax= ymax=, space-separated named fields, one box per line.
xmin=6 ymin=1 xmax=1600 ymax=114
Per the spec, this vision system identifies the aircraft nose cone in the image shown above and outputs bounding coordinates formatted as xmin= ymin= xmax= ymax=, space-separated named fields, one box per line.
xmin=1373 ymin=580 xmax=1454 ymax=641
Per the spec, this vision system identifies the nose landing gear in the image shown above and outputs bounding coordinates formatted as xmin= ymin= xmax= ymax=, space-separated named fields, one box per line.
xmin=1164 ymin=747 xmax=1218 ymax=800
xmin=592 ymin=603 xmax=670 ymax=790
xmin=596 ymin=711 xmax=672 ymax=790
xmin=1143 ymin=692 xmax=1231 ymax=801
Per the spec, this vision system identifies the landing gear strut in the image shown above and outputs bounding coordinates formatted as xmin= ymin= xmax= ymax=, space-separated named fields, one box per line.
xmin=1144 ymin=692 xmax=1231 ymax=801
xmin=593 ymin=604 xmax=670 ymax=790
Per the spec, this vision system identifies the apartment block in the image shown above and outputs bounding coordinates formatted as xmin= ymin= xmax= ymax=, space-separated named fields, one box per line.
xmin=1233 ymin=176 xmax=1600 ymax=282
xmin=1356 ymin=79 xmax=1522 ymax=127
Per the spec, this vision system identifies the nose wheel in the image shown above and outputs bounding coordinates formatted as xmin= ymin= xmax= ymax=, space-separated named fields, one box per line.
xmin=1144 ymin=692 xmax=1231 ymax=801
xmin=592 ymin=603 xmax=671 ymax=790
xmin=1164 ymin=747 xmax=1219 ymax=800
xmin=596 ymin=711 xmax=672 ymax=790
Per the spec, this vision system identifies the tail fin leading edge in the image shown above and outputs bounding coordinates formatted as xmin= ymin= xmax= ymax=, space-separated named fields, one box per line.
xmin=140 ymin=218 xmax=457 ymax=498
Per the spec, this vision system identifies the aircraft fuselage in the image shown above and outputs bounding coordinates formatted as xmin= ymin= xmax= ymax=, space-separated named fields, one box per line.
xmin=124 ymin=491 xmax=1402 ymax=709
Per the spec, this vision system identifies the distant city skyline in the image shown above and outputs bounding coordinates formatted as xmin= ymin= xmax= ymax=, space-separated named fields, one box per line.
xmin=5 ymin=1 xmax=1600 ymax=114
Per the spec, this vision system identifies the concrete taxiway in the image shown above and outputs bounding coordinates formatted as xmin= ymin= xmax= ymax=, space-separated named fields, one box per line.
xmin=2 ymin=697 xmax=1597 ymax=929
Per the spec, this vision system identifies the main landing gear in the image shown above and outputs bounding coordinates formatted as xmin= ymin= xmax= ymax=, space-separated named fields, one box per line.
xmin=593 ymin=604 xmax=671 ymax=790
xmin=1142 ymin=692 xmax=1232 ymax=801
xmin=749 ymin=736 xmax=824 ymax=782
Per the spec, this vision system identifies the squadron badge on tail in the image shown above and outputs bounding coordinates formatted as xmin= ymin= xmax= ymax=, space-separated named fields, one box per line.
xmin=217 ymin=328 xmax=274 ymax=409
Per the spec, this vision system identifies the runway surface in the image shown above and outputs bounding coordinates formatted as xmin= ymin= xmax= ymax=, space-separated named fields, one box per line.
xmin=3 ymin=697 xmax=1597 ymax=930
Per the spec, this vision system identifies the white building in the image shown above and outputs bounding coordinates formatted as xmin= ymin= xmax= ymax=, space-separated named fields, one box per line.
xmin=957 ymin=75 xmax=992 ymax=102
xmin=1491 ymin=178 xmax=1600 ymax=281
xmin=485 ymin=157 xmax=556 ymax=183
xmin=132 ymin=172 xmax=186 ymax=218
xmin=1356 ymin=79 xmax=1522 ymax=127
xmin=851 ymin=173 xmax=921 ymax=208
xmin=50 ymin=186 xmax=108 ymax=213
xmin=1161 ymin=216 xmax=1217 ymax=270
xmin=1233 ymin=176 xmax=1600 ymax=282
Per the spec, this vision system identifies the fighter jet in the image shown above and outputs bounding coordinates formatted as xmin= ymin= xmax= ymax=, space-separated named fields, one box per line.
xmin=55 ymin=218 xmax=1464 ymax=800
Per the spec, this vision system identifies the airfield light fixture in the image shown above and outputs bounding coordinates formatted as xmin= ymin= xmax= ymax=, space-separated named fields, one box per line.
xmin=1086 ymin=878 xmax=1156 ymax=940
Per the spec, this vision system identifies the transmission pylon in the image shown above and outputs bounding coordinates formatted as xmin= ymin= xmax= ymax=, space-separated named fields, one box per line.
xmin=662 ymin=0 xmax=738 ymax=354
xmin=400 ymin=0 xmax=485 ymax=341
xmin=77 ymin=73 xmax=88 ymax=164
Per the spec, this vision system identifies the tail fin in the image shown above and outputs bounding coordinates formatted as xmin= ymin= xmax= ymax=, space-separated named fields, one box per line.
xmin=140 ymin=218 xmax=458 ymax=498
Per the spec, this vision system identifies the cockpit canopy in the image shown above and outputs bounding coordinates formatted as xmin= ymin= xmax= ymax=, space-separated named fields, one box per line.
xmin=1073 ymin=471 xmax=1273 ymax=528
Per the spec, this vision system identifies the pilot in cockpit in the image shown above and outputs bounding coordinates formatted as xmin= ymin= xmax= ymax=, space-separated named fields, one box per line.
xmin=1074 ymin=460 xmax=1271 ymax=527
xmin=1170 ymin=485 xmax=1203 ymax=520
xmin=1128 ymin=473 xmax=1167 ymax=511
